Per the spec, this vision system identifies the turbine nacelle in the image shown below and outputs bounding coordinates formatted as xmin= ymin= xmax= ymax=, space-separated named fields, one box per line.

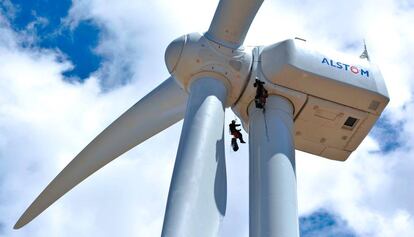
xmin=232 ymin=39 xmax=389 ymax=161
xmin=165 ymin=33 xmax=252 ymax=106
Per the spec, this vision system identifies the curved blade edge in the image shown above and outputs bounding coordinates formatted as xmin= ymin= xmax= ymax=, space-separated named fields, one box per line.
xmin=14 ymin=77 xmax=187 ymax=229
xmin=206 ymin=0 xmax=264 ymax=48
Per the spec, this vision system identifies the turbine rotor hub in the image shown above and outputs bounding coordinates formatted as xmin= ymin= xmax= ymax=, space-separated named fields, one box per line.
xmin=165 ymin=32 xmax=252 ymax=106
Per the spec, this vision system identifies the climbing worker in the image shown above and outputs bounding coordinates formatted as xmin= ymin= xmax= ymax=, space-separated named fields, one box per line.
xmin=229 ymin=120 xmax=246 ymax=151
xmin=253 ymin=78 xmax=268 ymax=109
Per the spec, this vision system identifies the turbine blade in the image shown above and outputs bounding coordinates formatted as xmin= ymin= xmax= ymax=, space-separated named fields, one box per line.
xmin=161 ymin=77 xmax=227 ymax=237
xmin=14 ymin=77 xmax=187 ymax=229
xmin=206 ymin=0 xmax=264 ymax=49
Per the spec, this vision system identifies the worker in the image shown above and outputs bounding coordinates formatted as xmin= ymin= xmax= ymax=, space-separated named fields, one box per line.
xmin=253 ymin=78 xmax=268 ymax=109
xmin=229 ymin=120 xmax=245 ymax=151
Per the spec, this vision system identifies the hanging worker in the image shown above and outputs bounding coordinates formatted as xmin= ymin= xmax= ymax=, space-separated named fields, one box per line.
xmin=253 ymin=78 xmax=268 ymax=109
xmin=229 ymin=120 xmax=246 ymax=151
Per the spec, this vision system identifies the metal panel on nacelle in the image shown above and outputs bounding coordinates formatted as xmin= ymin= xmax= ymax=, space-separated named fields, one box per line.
xmin=259 ymin=39 xmax=389 ymax=161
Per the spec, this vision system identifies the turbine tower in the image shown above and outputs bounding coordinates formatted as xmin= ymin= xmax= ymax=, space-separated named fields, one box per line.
xmin=15 ymin=0 xmax=389 ymax=236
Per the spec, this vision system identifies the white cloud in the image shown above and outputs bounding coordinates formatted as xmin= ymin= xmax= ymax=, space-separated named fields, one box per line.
xmin=64 ymin=0 xmax=217 ymax=88
xmin=1 ymin=0 xmax=414 ymax=237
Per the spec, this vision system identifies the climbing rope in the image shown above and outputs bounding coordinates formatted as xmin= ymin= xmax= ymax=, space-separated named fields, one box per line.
xmin=263 ymin=108 xmax=270 ymax=142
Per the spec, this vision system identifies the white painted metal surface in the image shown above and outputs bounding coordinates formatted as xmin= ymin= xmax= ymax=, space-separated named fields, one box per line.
xmin=206 ymin=0 xmax=264 ymax=49
xmin=161 ymin=77 xmax=227 ymax=237
xmin=260 ymin=39 xmax=389 ymax=115
xmin=249 ymin=96 xmax=298 ymax=237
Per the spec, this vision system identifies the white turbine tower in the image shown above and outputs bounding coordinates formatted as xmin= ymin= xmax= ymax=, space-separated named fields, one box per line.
xmin=15 ymin=0 xmax=389 ymax=236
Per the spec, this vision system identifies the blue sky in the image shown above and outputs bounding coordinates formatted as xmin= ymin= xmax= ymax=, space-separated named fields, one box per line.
xmin=1 ymin=0 xmax=414 ymax=236
xmin=2 ymin=0 xmax=102 ymax=79
xmin=300 ymin=210 xmax=356 ymax=237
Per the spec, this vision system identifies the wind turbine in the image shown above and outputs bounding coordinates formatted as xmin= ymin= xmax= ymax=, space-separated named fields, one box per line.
xmin=15 ymin=0 xmax=389 ymax=236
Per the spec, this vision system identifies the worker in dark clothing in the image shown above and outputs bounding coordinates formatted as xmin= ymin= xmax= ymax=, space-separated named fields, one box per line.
xmin=253 ymin=78 xmax=268 ymax=109
xmin=229 ymin=120 xmax=245 ymax=151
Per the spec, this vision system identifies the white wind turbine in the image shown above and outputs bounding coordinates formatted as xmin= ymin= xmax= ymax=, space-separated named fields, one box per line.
xmin=15 ymin=0 xmax=389 ymax=236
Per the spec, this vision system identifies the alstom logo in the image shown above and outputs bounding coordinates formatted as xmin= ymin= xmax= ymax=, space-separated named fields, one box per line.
xmin=322 ymin=58 xmax=369 ymax=78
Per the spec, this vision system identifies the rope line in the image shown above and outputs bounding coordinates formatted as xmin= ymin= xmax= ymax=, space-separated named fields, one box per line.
xmin=263 ymin=108 xmax=269 ymax=142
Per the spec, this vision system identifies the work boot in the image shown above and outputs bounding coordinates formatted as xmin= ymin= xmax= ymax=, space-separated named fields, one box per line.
xmin=255 ymin=100 xmax=263 ymax=109
xmin=231 ymin=138 xmax=239 ymax=151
